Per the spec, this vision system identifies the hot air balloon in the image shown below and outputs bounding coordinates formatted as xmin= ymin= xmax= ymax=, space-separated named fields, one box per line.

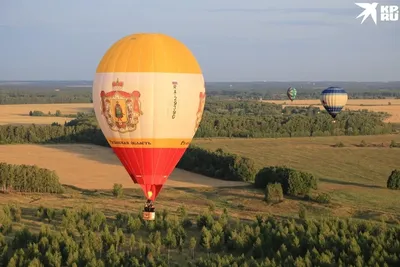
xmin=92 ymin=33 xmax=206 ymax=220
xmin=287 ymin=87 xmax=297 ymax=102
xmin=320 ymin=87 xmax=348 ymax=120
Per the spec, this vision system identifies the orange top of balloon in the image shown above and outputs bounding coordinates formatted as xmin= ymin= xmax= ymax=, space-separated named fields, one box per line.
xmin=96 ymin=33 xmax=202 ymax=74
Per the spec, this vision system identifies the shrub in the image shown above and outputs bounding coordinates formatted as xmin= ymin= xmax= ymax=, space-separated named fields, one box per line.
xmin=333 ymin=142 xmax=345 ymax=147
xmin=196 ymin=213 xmax=214 ymax=229
xmin=390 ymin=140 xmax=400 ymax=148
xmin=36 ymin=206 xmax=56 ymax=223
xmin=315 ymin=193 xmax=331 ymax=204
xmin=3 ymin=205 xmax=22 ymax=222
xmin=299 ymin=205 xmax=307 ymax=219
xmin=264 ymin=183 xmax=283 ymax=203
xmin=177 ymin=146 xmax=257 ymax=182
xmin=254 ymin=166 xmax=317 ymax=196
xmin=254 ymin=166 xmax=282 ymax=189
xmin=387 ymin=169 xmax=400 ymax=190
xmin=112 ymin=183 xmax=123 ymax=198
xmin=0 ymin=209 xmax=12 ymax=234
xmin=29 ymin=110 xmax=45 ymax=116
xmin=359 ymin=140 xmax=368 ymax=147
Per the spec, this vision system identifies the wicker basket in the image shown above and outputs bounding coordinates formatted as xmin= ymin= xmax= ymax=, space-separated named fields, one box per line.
xmin=142 ymin=211 xmax=155 ymax=221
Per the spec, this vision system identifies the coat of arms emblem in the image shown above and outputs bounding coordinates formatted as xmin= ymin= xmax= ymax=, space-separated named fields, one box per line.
xmin=100 ymin=79 xmax=143 ymax=133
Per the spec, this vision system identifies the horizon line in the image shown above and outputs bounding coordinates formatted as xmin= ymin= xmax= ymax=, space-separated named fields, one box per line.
xmin=1 ymin=80 xmax=399 ymax=83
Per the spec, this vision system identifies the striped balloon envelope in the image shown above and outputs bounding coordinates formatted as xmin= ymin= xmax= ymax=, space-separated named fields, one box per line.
xmin=92 ymin=33 xmax=206 ymax=211
xmin=320 ymin=87 xmax=348 ymax=119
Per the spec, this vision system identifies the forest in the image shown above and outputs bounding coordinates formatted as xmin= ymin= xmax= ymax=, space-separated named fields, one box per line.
xmin=1 ymin=81 xmax=400 ymax=104
xmin=0 ymin=100 xmax=394 ymax=140
xmin=0 ymin=203 xmax=399 ymax=266
xmin=0 ymin=162 xmax=64 ymax=193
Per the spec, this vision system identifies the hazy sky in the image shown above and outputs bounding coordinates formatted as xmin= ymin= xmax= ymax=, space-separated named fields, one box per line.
xmin=0 ymin=0 xmax=398 ymax=81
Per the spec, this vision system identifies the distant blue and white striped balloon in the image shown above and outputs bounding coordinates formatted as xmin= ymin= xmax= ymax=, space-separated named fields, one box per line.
xmin=320 ymin=87 xmax=348 ymax=119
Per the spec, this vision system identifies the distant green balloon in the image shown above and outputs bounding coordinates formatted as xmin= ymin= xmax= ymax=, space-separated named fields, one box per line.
xmin=287 ymin=87 xmax=297 ymax=102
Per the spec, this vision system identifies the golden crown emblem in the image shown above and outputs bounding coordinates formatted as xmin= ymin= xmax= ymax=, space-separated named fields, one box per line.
xmin=112 ymin=78 xmax=124 ymax=90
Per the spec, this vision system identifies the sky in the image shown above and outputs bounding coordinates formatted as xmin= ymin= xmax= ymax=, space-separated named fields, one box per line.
xmin=0 ymin=0 xmax=399 ymax=81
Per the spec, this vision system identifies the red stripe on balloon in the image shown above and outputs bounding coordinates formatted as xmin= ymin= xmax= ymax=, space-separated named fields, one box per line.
xmin=112 ymin=147 xmax=187 ymax=201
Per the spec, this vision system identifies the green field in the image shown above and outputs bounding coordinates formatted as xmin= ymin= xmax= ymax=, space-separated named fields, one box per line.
xmin=193 ymin=134 xmax=400 ymax=220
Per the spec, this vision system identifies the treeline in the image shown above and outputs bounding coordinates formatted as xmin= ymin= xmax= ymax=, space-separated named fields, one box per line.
xmin=208 ymin=90 xmax=400 ymax=100
xmin=207 ymin=88 xmax=400 ymax=100
xmin=1 ymin=101 xmax=393 ymax=142
xmin=0 ymin=204 xmax=399 ymax=266
xmin=177 ymin=147 xmax=257 ymax=182
xmin=29 ymin=110 xmax=76 ymax=118
xmin=0 ymin=87 xmax=92 ymax=104
xmin=0 ymin=162 xmax=64 ymax=193
xmin=254 ymin=166 xmax=317 ymax=196
xmin=2 ymin=84 xmax=400 ymax=104
xmin=198 ymin=101 xmax=392 ymax=137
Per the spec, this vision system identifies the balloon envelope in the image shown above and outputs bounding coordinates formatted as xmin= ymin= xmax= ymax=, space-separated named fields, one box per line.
xmin=320 ymin=87 xmax=347 ymax=119
xmin=92 ymin=33 xmax=206 ymax=201
xmin=287 ymin=87 xmax=297 ymax=101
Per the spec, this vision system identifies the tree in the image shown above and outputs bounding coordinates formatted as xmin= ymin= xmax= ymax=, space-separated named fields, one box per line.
xmin=27 ymin=258 xmax=44 ymax=267
xmin=128 ymin=234 xmax=136 ymax=255
xmin=200 ymin=227 xmax=212 ymax=256
xmin=112 ymin=184 xmax=123 ymax=198
xmin=387 ymin=169 xmax=400 ymax=190
xmin=265 ymin=183 xmax=283 ymax=203
xmin=164 ymin=228 xmax=176 ymax=264
xmin=255 ymin=166 xmax=317 ymax=196
xmin=189 ymin=237 xmax=197 ymax=259
xmin=298 ymin=205 xmax=307 ymax=219
xmin=151 ymin=231 xmax=162 ymax=254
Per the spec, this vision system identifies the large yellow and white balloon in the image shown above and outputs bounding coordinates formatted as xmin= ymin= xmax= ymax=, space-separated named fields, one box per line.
xmin=92 ymin=33 xmax=206 ymax=201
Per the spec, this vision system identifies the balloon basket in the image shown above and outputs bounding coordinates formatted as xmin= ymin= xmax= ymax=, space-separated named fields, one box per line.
xmin=143 ymin=211 xmax=155 ymax=221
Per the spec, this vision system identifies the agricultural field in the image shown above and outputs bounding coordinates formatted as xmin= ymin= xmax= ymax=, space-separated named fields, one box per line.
xmin=263 ymin=99 xmax=400 ymax=123
xmin=193 ymin=134 xmax=400 ymax=219
xmin=0 ymin=144 xmax=247 ymax=190
xmin=0 ymin=103 xmax=93 ymax=125
xmin=0 ymin=143 xmax=272 ymax=221
xmin=1 ymin=134 xmax=400 ymax=222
